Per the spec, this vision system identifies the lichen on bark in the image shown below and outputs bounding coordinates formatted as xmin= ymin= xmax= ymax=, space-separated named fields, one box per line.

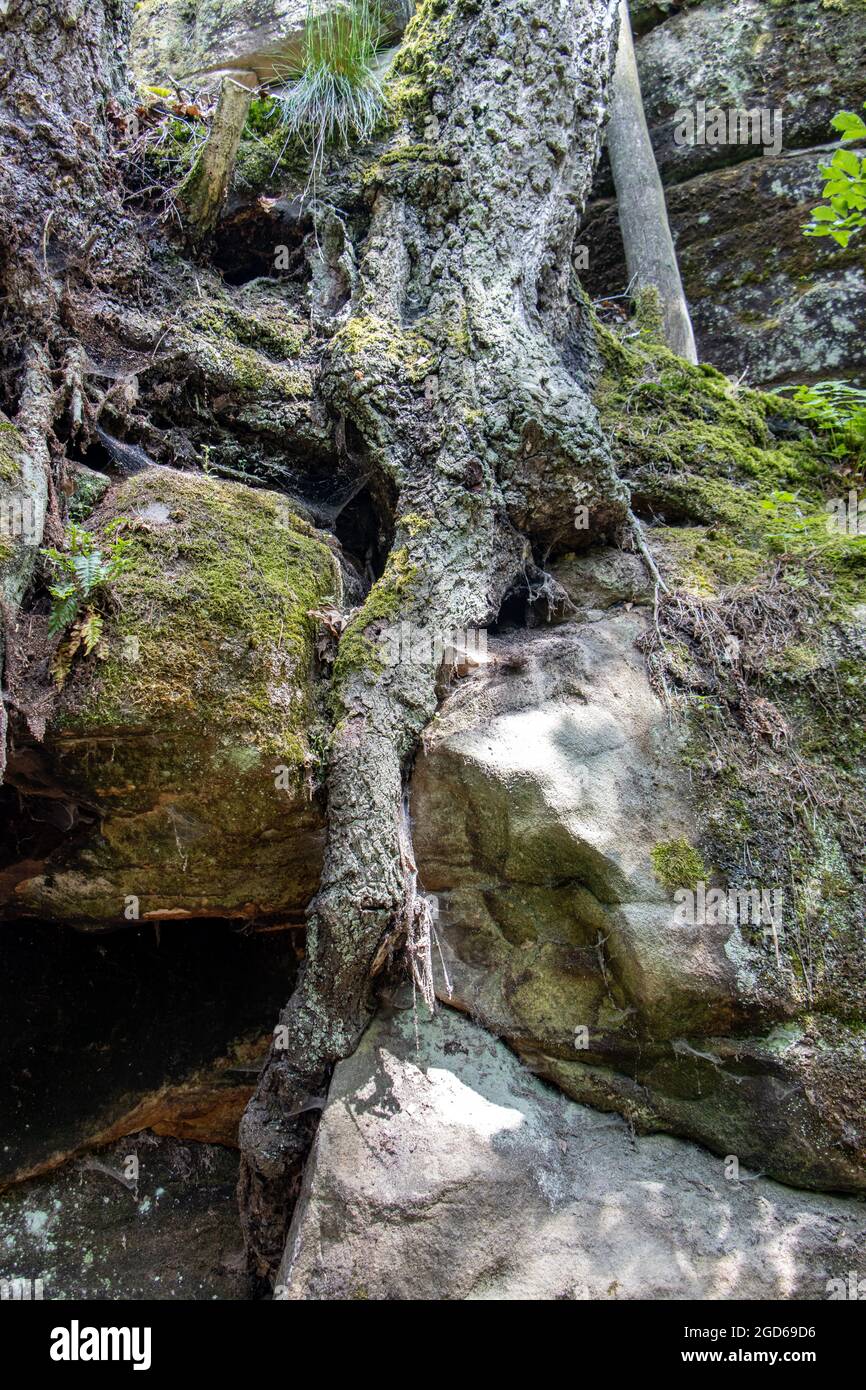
xmin=236 ymin=0 xmax=631 ymax=1279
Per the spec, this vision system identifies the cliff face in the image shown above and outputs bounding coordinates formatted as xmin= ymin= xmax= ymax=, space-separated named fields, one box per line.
xmin=582 ymin=0 xmax=866 ymax=385
xmin=1 ymin=0 xmax=864 ymax=1302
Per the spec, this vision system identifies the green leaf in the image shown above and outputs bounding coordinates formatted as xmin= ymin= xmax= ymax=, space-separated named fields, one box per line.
xmin=72 ymin=550 xmax=107 ymax=597
xmin=834 ymin=148 xmax=861 ymax=177
xmin=831 ymin=111 xmax=866 ymax=139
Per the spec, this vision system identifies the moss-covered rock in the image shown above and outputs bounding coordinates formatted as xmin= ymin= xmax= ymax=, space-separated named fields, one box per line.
xmin=582 ymin=147 xmax=866 ymax=386
xmin=5 ymin=468 xmax=338 ymax=925
xmin=410 ymin=320 xmax=866 ymax=1194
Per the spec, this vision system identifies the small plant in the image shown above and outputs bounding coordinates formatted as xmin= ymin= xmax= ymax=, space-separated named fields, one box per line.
xmin=803 ymin=104 xmax=866 ymax=248
xmin=41 ymin=520 xmax=133 ymax=685
xmin=273 ymin=0 xmax=387 ymax=181
xmin=773 ymin=380 xmax=866 ymax=460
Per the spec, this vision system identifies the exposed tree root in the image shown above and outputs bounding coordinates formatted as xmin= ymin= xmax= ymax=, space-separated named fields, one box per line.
xmin=237 ymin=0 xmax=629 ymax=1283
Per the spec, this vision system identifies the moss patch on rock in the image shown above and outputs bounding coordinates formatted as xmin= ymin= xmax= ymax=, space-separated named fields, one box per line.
xmin=18 ymin=468 xmax=337 ymax=924
xmin=595 ymin=318 xmax=866 ymax=1038
xmin=651 ymin=838 xmax=708 ymax=891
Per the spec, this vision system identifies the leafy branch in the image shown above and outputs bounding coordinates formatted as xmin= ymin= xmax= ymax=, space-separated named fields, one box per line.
xmin=803 ymin=104 xmax=866 ymax=248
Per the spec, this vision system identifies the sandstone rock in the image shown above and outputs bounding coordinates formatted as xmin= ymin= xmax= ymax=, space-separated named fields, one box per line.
xmin=409 ymin=562 xmax=866 ymax=1192
xmin=278 ymin=1007 xmax=866 ymax=1300
xmin=582 ymin=0 xmax=866 ymax=385
xmin=582 ymin=148 xmax=866 ymax=385
xmin=630 ymin=1 xmax=702 ymax=39
xmin=1 ymin=468 xmax=334 ymax=926
xmin=634 ymin=0 xmax=866 ymax=186
xmin=0 ymin=1135 xmax=250 ymax=1301
xmin=412 ymin=607 xmax=764 ymax=1042
xmin=132 ymin=0 xmax=414 ymax=89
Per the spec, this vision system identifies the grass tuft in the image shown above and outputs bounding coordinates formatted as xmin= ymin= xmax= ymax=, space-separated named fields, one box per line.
xmin=274 ymin=1 xmax=387 ymax=180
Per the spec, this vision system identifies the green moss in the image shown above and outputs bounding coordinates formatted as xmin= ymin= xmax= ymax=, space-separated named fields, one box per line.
xmin=174 ymin=292 xmax=312 ymax=399
xmin=186 ymin=297 xmax=305 ymax=362
xmin=595 ymin=319 xmax=866 ymax=606
xmin=651 ymin=838 xmax=708 ymax=892
xmin=333 ymin=545 xmax=417 ymax=691
xmin=385 ymin=0 xmax=455 ymax=125
xmin=61 ymin=469 xmax=335 ymax=760
xmin=334 ymin=313 xmax=436 ymax=382
xmin=0 ymin=420 xmax=24 ymax=483
xmin=362 ymin=139 xmax=455 ymax=187
xmin=399 ymin=512 xmax=431 ymax=537
xmin=69 ymin=468 xmax=111 ymax=522
xmin=632 ymin=285 xmax=665 ymax=345
xmin=232 ymin=117 xmax=310 ymax=196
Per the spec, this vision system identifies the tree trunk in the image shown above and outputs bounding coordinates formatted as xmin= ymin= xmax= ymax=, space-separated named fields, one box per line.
xmin=177 ymin=76 xmax=255 ymax=240
xmin=0 ymin=0 xmax=143 ymax=777
xmin=0 ymin=0 xmax=643 ymax=1288
xmin=238 ymin=0 xmax=630 ymax=1281
xmin=607 ymin=0 xmax=698 ymax=362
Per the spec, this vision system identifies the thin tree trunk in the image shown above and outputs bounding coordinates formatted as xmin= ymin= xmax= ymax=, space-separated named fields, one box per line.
xmin=607 ymin=0 xmax=698 ymax=362
xmin=238 ymin=0 xmax=630 ymax=1282
xmin=177 ymin=76 xmax=255 ymax=240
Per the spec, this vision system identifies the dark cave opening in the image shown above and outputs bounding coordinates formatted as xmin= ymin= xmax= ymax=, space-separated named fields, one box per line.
xmin=491 ymin=568 xmax=559 ymax=633
xmin=0 ymin=918 xmax=301 ymax=1184
xmin=213 ymin=199 xmax=312 ymax=287
xmin=334 ymin=480 xmax=395 ymax=585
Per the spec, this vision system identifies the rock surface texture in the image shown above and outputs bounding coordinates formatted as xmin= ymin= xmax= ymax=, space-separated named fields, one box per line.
xmin=132 ymin=0 xmax=414 ymax=87
xmin=582 ymin=0 xmax=866 ymax=384
xmin=0 ymin=1135 xmax=250 ymax=1301
xmin=278 ymin=1007 xmax=866 ymax=1300
xmin=1 ymin=468 xmax=333 ymax=925
xmin=410 ymin=557 xmax=866 ymax=1196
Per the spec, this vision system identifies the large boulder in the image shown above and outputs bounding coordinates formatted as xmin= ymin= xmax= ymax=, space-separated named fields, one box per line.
xmin=1 ymin=467 xmax=334 ymax=925
xmin=634 ymin=0 xmax=866 ymax=185
xmin=582 ymin=147 xmax=866 ymax=385
xmin=278 ymin=1007 xmax=866 ymax=1300
xmin=581 ymin=0 xmax=866 ymax=386
xmin=409 ymin=553 xmax=866 ymax=1193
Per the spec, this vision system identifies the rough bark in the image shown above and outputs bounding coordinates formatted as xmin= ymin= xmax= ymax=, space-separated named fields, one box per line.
xmin=238 ymin=0 xmax=629 ymax=1281
xmin=607 ymin=0 xmax=697 ymax=362
xmin=0 ymin=0 xmax=143 ymax=779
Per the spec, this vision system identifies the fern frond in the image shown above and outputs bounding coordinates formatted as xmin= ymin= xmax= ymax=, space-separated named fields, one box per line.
xmin=79 ymin=609 xmax=103 ymax=656
xmin=72 ymin=550 xmax=107 ymax=598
